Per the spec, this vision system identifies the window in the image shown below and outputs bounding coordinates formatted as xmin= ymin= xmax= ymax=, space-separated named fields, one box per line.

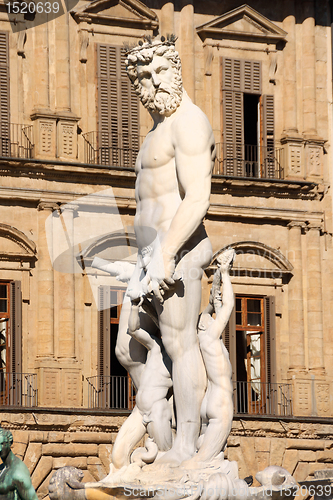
xmin=0 ymin=31 xmax=9 ymax=157
xmin=219 ymin=57 xmax=276 ymax=178
xmin=97 ymin=44 xmax=140 ymax=168
xmin=223 ymin=295 xmax=277 ymax=414
xmin=0 ymin=281 xmax=22 ymax=405
xmin=97 ymin=286 xmax=134 ymax=409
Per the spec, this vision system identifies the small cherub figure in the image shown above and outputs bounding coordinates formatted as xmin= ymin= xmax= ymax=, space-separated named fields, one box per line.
xmin=185 ymin=248 xmax=235 ymax=468
xmin=0 ymin=428 xmax=38 ymax=500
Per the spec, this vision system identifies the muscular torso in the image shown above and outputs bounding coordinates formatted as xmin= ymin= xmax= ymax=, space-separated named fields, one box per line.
xmin=134 ymin=95 xmax=215 ymax=253
xmin=135 ymin=116 xmax=182 ymax=247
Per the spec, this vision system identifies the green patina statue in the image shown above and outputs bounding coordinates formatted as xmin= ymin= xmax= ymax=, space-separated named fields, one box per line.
xmin=0 ymin=429 xmax=37 ymax=500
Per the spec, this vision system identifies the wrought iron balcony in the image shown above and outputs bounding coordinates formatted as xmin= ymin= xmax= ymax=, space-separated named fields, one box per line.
xmin=87 ymin=376 xmax=292 ymax=416
xmin=233 ymin=381 xmax=292 ymax=416
xmin=82 ymin=131 xmax=144 ymax=169
xmin=214 ymin=143 xmax=284 ymax=179
xmin=87 ymin=375 xmax=135 ymax=410
xmin=0 ymin=123 xmax=34 ymax=159
xmin=0 ymin=372 xmax=38 ymax=407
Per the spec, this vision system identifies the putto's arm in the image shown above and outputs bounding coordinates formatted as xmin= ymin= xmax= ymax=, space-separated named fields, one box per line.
xmin=91 ymin=257 xmax=135 ymax=283
xmin=206 ymin=249 xmax=235 ymax=339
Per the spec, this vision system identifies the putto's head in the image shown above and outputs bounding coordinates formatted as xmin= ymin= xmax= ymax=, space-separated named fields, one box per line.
xmin=125 ymin=36 xmax=183 ymax=115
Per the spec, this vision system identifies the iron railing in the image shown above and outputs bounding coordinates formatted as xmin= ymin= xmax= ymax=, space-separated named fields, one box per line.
xmin=214 ymin=143 xmax=284 ymax=179
xmin=0 ymin=372 xmax=38 ymax=407
xmin=87 ymin=375 xmax=136 ymax=410
xmin=0 ymin=124 xmax=34 ymax=159
xmin=233 ymin=381 xmax=292 ymax=416
xmin=82 ymin=132 xmax=144 ymax=168
xmin=87 ymin=376 xmax=292 ymax=416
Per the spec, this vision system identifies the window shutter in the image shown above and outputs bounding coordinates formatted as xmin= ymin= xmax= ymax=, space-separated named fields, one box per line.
xmin=222 ymin=57 xmax=263 ymax=177
xmin=223 ymin=58 xmax=241 ymax=91
xmin=262 ymin=95 xmax=275 ymax=178
xmin=9 ymin=281 xmax=21 ymax=375
xmin=222 ymin=90 xmax=244 ymax=176
xmin=222 ymin=306 xmax=236 ymax=382
xmin=223 ymin=57 xmax=261 ymax=94
xmin=264 ymin=296 xmax=276 ymax=385
xmin=0 ymin=32 xmax=9 ymax=157
xmin=98 ymin=286 xmax=111 ymax=379
xmin=243 ymin=60 xmax=261 ymax=94
xmin=97 ymin=44 xmax=139 ymax=168
xmin=120 ymin=48 xmax=139 ymax=168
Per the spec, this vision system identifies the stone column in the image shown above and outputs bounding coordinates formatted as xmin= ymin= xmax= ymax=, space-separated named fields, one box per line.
xmin=180 ymin=0 xmax=195 ymax=101
xmin=33 ymin=23 xmax=50 ymax=110
xmin=55 ymin=13 xmax=71 ymax=112
xmin=282 ymin=0 xmax=298 ymax=136
xmin=287 ymin=222 xmax=306 ymax=371
xmin=160 ymin=2 xmax=174 ymax=38
xmin=302 ymin=1 xmax=317 ymax=138
xmin=54 ymin=14 xmax=80 ymax=160
xmin=37 ymin=202 xmax=57 ymax=358
xmin=306 ymin=223 xmax=325 ymax=373
xmin=57 ymin=205 xmax=77 ymax=359
xmin=281 ymin=0 xmax=304 ymax=179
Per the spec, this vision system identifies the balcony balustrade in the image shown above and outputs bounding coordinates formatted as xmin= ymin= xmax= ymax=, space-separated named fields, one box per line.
xmin=87 ymin=375 xmax=136 ymax=410
xmin=82 ymin=131 xmax=144 ymax=169
xmin=82 ymin=136 xmax=284 ymax=179
xmin=0 ymin=372 xmax=38 ymax=407
xmin=214 ymin=143 xmax=284 ymax=179
xmin=233 ymin=381 xmax=293 ymax=416
xmin=86 ymin=376 xmax=292 ymax=416
xmin=0 ymin=123 xmax=34 ymax=159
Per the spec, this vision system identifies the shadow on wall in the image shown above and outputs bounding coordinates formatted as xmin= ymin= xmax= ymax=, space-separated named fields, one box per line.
xmin=143 ymin=0 xmax=331 ymax=26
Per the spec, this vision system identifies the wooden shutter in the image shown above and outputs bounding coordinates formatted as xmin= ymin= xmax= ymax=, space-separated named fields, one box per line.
xmin=222 ymin=90 xmax=244 ymax=176
xmin=98 ymin=286 xmax=111 ymax=379
xmin=222 ymin=306 xmax=236 ymax=382
xmin=120 ymin=48 xmax=139 ymax=168
xmin=97 ymin=44 xmax=139 ymax=168
xmin=222 ymin=59 xmax=243 ymax=176
xmin=222 ymin=58 xmax=261 ymax=176
xmin=243 ymin=60 xmax=261 ymax=94
xmin=223 ymin=58 xmax=241 ymax=91
xmin=9 ymin=281 xmax=22 ymax=374
xmin=262 ymin=95 xmax=275 ymax=178
xmin=223 ymin=57 xmax=261 ymax=94
xmin=0 ymin=32 xmax=9 ymax=157
xmin=264 ymin=296 xmax=276 ymax=385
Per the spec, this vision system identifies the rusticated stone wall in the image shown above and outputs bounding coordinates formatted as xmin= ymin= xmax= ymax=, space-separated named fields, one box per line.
xmin=2 ymin=411 xmax=333 ymax=500
xmin=2 ymin=411 xmax=128 ymax=499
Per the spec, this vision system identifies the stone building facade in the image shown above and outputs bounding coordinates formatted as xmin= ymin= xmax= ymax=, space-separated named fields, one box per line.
xmin=0 ymin=0 xmax=333 ymax=496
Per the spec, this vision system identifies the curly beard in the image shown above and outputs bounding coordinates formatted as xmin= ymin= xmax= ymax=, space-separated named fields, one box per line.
xmin=138 ymin=81 xmax=182 ymax=115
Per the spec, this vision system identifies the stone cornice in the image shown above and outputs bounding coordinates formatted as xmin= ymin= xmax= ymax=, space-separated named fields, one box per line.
xmin=0 ymin=157 xmax=136 ymax=188
xmin=30 ymin=110 xmax=80 ymax=122
xmin=207 ymin=202 xmax=324 ymax=226
xmin=0 ymin=185 xmax=324 ymax=231
xmin=211 ymin=175 xmax=324 ymax=200
xmin=0 ymin=157 xmax=324 ymax=201
xmin=1 ymin=410 xmax=333 ymax=440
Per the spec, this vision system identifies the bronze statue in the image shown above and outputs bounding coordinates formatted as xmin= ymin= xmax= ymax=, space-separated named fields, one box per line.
xmin=0 ymin=429 xmax=37 ymax=500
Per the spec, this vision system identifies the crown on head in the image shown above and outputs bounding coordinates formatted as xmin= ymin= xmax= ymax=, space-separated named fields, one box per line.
xmin=124 ymin=34 xmax=178 ymax=55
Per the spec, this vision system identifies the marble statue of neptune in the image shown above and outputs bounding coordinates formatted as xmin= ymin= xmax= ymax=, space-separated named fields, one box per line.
xmin=113 ymin=36 xmax=216 ymax=468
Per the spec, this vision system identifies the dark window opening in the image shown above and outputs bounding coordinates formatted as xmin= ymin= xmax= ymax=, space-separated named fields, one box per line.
xmin=96 ymin=287 xmax=134 ymax=409
xmin=243 ymin=93 xmax=259 ymax=178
